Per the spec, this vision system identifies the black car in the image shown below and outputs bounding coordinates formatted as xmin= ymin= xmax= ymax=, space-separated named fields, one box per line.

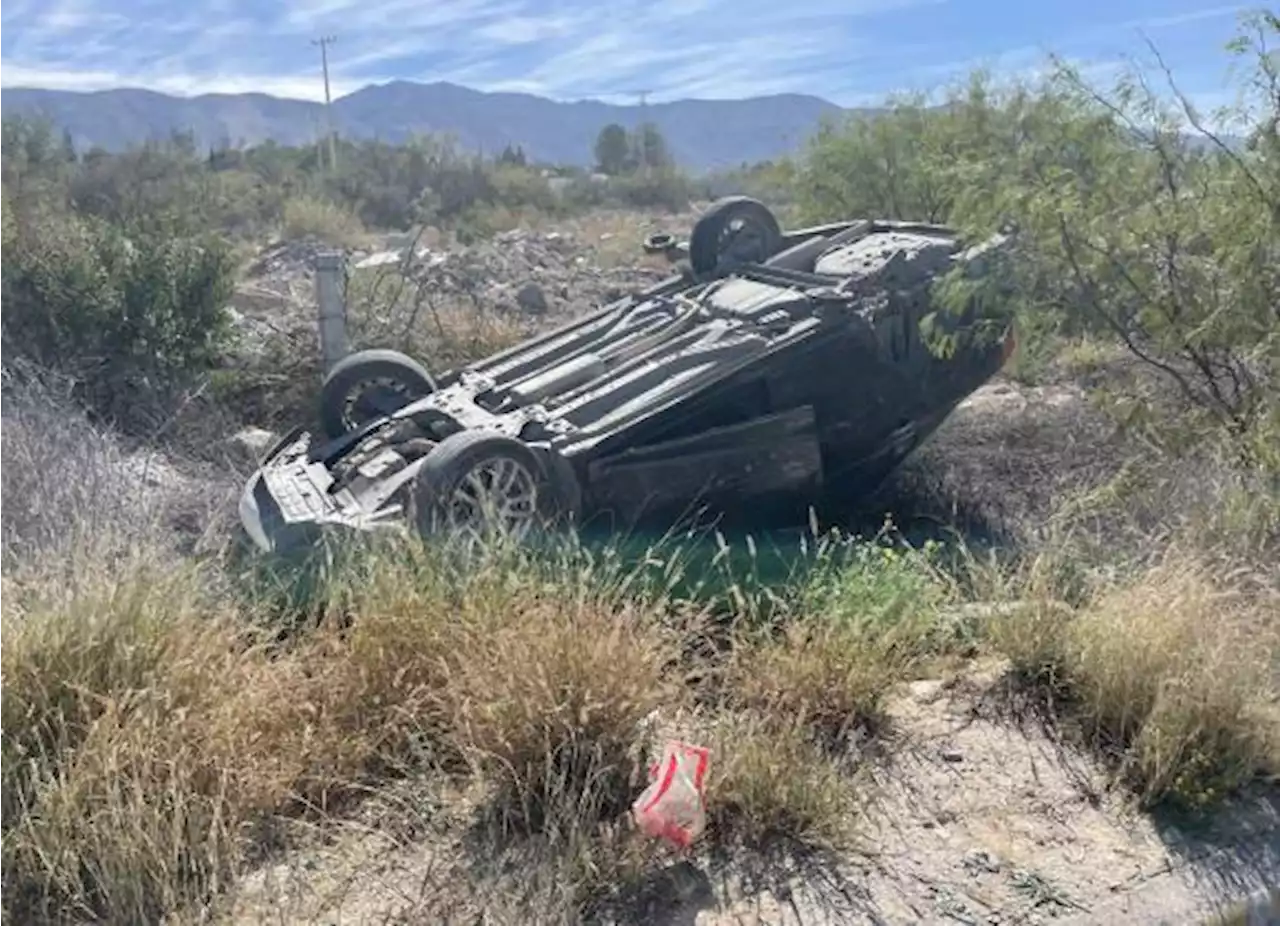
xmin=238 ymin=197 xmax=1016 ymax=553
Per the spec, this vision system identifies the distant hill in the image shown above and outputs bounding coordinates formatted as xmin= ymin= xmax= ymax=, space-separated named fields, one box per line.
xmin=0 ymin=81 xmax=868 ymax=171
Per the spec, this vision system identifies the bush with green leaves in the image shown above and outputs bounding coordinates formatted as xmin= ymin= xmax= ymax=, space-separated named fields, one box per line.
xmin=1 ymin=208 xmax=237 ymax=429
xmin=797 ymin=9 xmax=1279 ymax=460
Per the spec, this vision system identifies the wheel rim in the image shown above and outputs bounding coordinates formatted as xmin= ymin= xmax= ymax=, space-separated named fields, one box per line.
xmin=444 ymin=455 xmax=539 ymax=537
xmin=715 ymin=215 xmax=770 ymax=267
xmin=342 ymin=377 xmax=415 ymax=430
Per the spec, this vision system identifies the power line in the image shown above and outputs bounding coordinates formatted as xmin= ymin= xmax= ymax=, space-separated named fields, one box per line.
xmin=312 ymin=35 xmax=338 ymax=172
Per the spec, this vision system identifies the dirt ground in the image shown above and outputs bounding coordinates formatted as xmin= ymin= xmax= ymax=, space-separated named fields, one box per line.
xmin=220 ymin=658 xmax=1279 ymax=925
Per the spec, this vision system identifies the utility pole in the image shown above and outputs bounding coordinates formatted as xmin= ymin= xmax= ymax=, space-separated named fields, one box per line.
xmin=632 ymin=89 xmax=653 ymax=176
xmin=312 ymin=35 xmax=338 ymax=173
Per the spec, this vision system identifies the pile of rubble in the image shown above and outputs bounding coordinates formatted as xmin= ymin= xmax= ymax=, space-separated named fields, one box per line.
xmin=229 ymin=222 xmax=679 ymax=340
xmin=226 ymin=238 xmax=334 ymax=356
xmin=348 ymin=226 xmax=671 ymax=318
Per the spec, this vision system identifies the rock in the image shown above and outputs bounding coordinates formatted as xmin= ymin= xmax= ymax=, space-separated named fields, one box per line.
xmin=909 ymin=679 xmax=945 ymax=703
xmin=354 ymin=250 xmax=402 ymax=269
xmin=230 ymin=427 xmax=278 ymax=462
xmin=515 ymin=282 xmax=549 ymax=315
xmin=962 ymin=849 xmax=1003 ymax=874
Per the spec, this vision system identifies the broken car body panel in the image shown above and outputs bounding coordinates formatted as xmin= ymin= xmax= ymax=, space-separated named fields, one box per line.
xmin=239 ymin=202 xmax=1015 ymax=553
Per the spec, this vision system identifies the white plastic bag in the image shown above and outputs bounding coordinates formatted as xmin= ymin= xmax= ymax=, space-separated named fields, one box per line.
xmin=632 ymin=740 xmax=711 ymax=849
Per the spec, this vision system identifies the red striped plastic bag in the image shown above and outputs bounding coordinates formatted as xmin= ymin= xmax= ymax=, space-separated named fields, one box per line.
xmin=632 ymin=740 xmax=710 ymax=849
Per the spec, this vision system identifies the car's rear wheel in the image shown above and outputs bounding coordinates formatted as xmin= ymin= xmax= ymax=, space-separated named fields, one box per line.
xmin=688 ymin=196 xmax=783 ymax=277
xmin=411 ymin=431 xmax=575 ymax=540
xmin=319 ymin=349 xmax=436 ymax=439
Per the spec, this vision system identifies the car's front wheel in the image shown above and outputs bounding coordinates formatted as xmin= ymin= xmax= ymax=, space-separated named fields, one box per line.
xmin=411 ymin=431 xmax=576 ymax=540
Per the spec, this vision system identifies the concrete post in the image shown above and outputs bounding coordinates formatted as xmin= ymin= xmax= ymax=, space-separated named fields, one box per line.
xmin=314 ymin=250 xmax=348 ymax=374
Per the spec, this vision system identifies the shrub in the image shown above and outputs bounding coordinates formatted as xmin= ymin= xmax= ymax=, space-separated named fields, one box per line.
xmin=982 ymin=551 xmax=1279 ymax=808
xmin=280 ymin=195 xmax=369 ymax=247
xmin=609 ymin=167 xmax=694 ymax=211
xmin=797 ymin=11 xmax=1280 ymax=457
xmin=729 ymin=537 xmax=947 ymax=740
xmin=1 ymin=209 xmax=236 ymax=429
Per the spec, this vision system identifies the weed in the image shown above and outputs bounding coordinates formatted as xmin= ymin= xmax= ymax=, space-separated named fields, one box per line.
xmin=281 ymin=196 xmax=371 ymax=249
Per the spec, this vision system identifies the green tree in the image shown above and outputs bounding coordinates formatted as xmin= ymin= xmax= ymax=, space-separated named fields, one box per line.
xmin=594 ymin=123 xmax=631 ymax=174
xmin=798 ymin=8 xmax=1279 ymax=455
xmin=496 ymin=143 xmax=528 ymax=167
xmin=632 ymin=122 xmax=672 ymax=171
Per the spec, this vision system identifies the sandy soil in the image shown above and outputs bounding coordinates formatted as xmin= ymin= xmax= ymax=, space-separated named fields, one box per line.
xmin=220 ymin=659 xmax=1279 ymax=926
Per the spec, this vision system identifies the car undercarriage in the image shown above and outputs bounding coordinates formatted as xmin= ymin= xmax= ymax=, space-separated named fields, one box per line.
xmin=239 ymin=197 xmax=1016 ymax=554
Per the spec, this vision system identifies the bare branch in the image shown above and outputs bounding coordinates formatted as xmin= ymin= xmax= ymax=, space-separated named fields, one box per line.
xmin=1054 ymin=212 xmax=1226 ymax=420
xmin=1141 ymin=33 xmax=1277 ymax=213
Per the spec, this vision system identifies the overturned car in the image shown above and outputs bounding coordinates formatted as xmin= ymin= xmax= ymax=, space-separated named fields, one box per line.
xmin=239 ymin=197 xmax=1016 ymax=553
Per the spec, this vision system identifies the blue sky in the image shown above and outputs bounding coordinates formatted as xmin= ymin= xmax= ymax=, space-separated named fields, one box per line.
xmin=0 ymin=0 xmax=1258 ymax=108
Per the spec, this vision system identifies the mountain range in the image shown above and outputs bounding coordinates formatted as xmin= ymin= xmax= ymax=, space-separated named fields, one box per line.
xmin=0 ymin=81 xmax=865 ymax=171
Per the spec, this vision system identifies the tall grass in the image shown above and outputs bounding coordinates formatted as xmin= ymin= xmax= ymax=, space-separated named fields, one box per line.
xmin=1 ymin=488 xmax=949 ymax=925
xmin=971 ymin=536 xmax=1279 ymax=808
xmin=280 ymin=196 xmax=370 ymax=249
xmin=4 ymin=372 xmax=1276 ymax=922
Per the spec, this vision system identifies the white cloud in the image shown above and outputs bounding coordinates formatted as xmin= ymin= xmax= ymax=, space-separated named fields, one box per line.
xmin=1123 ymin=4 xmax=1246 ymax=31
xmin=474 ymin=15 xmax=580 ymax=45
xmin=281 ymin=0 xmax=521 ymax=34
xmin=0 ymin=62 xmax=353 ymax=100
xmin=0 ymin=0 xmax=1241 ymax=109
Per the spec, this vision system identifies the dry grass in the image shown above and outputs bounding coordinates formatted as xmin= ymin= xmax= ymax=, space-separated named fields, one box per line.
xmin=706 ymin=714 xmax=859 ymax=848
xmin=0 ymin=368 xmax=231 ymax=570
xmin=1068 ymin=557 xmax=1279 ymax=806
xmin=3 ymin=560 xmax=273 ymax=924
xmin=280 ymin=196 xmax=371 ymax=249
xmin=4 ymin=360 xmax=1277 ymax=921
xmin=894 ymin=372 xmax=1279 ymax=811
xmin=728 ymin=541 xmax=947 ymax=742
xmin=980 ymin=551 xmax=1280 ymax=808
xmin=559 ymin=208 xmax=698 ymax=268
xmin=2 ymin=541 xmax=600 ymax=921
xmin=345 ymin=269 xmax=533 ymax=371
xmin=1 ymin=499 xmax=898 ymax=924
xmin=416 ymin=303 xmax=531 ymax=370
xmin=0 ymin=507 xmax=933 ymax=925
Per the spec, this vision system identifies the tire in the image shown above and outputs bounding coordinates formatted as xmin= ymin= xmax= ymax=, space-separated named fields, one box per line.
xmin=688 ymin=196 xmax=783 ymax=277
xmin=411 ymin=431 xmax=577 ymax=539
xmin=642 ymin=231 xmax=677 ymax=254
xmin=319 ymin=349 xmax=436 ymax=440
